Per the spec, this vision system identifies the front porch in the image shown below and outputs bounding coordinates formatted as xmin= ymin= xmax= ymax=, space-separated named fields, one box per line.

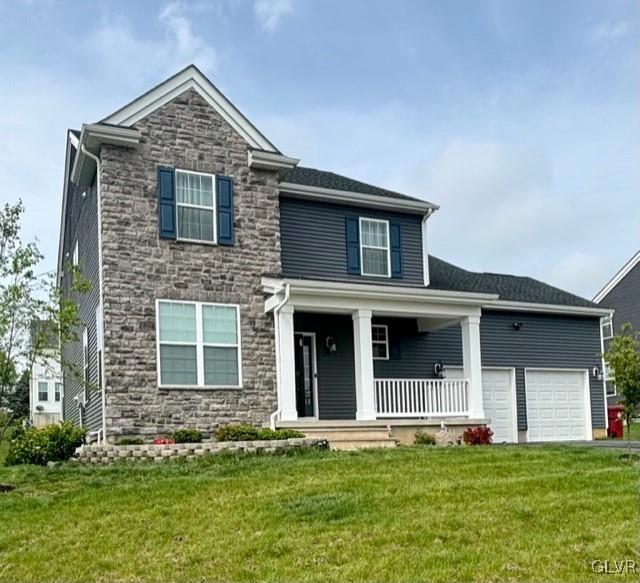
xmin=264 ymin=278 xmax=498 ymax=438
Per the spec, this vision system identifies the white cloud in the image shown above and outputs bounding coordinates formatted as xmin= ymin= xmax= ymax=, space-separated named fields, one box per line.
xmin=544 ymin=252 xmax=610 ymax=299
xmin=590 ymin=20 xmax=630 ymax=48
xmin=254 ymin=0 xmax=295 ymax=32
xmin=86 ymin=2 xmax=217 ymax=89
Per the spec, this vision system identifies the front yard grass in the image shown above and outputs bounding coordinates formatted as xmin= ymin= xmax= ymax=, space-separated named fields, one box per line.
xmin=0 ymin=446 xmax=637 ymax=582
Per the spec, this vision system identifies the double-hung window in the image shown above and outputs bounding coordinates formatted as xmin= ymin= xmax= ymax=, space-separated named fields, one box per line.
xmin=55 ymin=382 xmax=62 ymax=402
xmin=360 ymin=218 xmax=390 ymax=277
xmin=175 ymin=170 xmax=216 ymax=243
xmin=38 ymin=381 xmax=48 ymax=402
xmin=372 ymin=324 xmax=389 ymax=360
xmin=157 ymin=300 xmax=241 ymax=388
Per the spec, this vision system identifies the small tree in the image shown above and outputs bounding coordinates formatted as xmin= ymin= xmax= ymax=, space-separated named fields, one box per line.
xmin=604 ymin=324 xmax=640 ymax=445
xmin=0 ymin=201 xmax=89 ymax=441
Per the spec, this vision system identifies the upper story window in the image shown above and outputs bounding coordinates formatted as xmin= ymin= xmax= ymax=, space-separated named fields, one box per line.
xmin=372 ymin=324 xmax=389 ymax=360
xmin=175 ymin=170 xmax=216 ymax=244
xmin=55 ymin=382 xmax=62 ymax=402
xmin=360 ymin=218 xmax=390 ymax=277
xmin=72 ymin=240 xmax=79 ymax=266
xmin=38 ymin=381 xmax=48 ymax=402
xmin=156 ymin=300 xmax=242 ymax=389
xmin=601 ymin=315 xmax=613 ymax=341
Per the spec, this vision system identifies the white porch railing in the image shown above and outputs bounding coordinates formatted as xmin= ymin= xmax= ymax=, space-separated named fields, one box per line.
xmin=375 ymin=378 xmax=469 ymax=418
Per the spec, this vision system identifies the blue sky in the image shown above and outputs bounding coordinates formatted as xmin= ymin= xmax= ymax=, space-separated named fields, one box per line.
xmin=1 ymin=0 xmax=637 ymax=297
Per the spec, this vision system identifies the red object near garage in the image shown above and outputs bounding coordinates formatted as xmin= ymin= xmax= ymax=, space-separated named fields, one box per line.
xmin=607 ymin=405 xmax=624 ymax=439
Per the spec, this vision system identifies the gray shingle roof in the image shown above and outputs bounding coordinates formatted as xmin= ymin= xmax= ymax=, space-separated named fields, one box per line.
xmin=429 ymin=256 xmax=597 ymax=308
xmin=281 ymin=166 xmax=434 ymax=205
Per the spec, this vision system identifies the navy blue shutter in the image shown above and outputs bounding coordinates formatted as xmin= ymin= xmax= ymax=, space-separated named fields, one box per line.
xmin=345 ymin=217 xmax=360 ymax=274
xmin=390 ymin=221 xmax=402 ymax=278
xmin=157 ymin=166 xmax=176 ymax=239
xmin=216 ymin=175 xmax=234 ymax=246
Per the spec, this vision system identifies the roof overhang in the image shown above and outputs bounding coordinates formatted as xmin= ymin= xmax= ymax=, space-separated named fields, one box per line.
xmin=486 ymin=300 xmax=613 ymax=318
xmin=248 ymin=150 xmax=299 ymax=171
xmin=279 ymin=182 xmax=439 ymax=216
xmin=263 ymin=276 xmax=497 ymax=319
xmin=70 ymin=124 xmax=141 ymax=186
xmin=593 ymin=249 xmax=640 ymax=303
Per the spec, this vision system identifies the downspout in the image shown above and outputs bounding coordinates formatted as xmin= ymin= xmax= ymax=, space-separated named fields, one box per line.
xmin=81 ymin=145 xmax=107 ymax=445
xmin=269 ymin=284 xmax=291 ymax=430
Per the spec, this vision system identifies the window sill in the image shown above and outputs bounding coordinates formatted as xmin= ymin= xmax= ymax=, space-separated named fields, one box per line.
xmin=158 ymin=385 xmax=243 ymax=391
xmin=175 ymin=238 xmax=218 ymax=247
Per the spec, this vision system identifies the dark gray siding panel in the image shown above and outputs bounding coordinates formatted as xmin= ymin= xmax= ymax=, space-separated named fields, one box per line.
xmin=599 ymin=261 xmax=640 ymax=332
xmin=480 ymin=311 xmax=605 ymax=431
xmin=60 ymin=177 xmax=102 ymax=434
xmin=280 ymin=197 xmax=424 ymax=286
xmin=372 ymin=312 xmax=605 ymax=431
xmin=294 ymin=313 xmax=356 ymax=420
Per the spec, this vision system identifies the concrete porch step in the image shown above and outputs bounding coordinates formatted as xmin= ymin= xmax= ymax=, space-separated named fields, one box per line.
xmin=298 ymin=428 xmax=393 ymax=441
xmin=328 ymin=437 xmax=398 ymax=451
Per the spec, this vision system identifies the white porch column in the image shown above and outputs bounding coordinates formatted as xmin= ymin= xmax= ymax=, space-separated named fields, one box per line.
xmin=278 ymin=304 xmax=298 ymax=421
xmin=352 ymin=309 xmax=377 ymax=420
xmin=461 ymin=315 xmax=485 ymax=418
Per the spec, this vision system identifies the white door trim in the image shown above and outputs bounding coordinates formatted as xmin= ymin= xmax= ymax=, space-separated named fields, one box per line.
xmin=446 ymin=366 xmax=518 ymax=443
xmin=295 ymin=331 xmax=320 ymax=420
xmin=524 ymin=367 xmax=593 ymax=441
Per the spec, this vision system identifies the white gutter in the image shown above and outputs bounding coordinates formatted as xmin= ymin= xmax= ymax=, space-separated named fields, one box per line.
xmin=487 ymin=300 xmax=614 ymax=317
xmin=279 ymin=182 xmax=438 ymax=215
xmin=269 ymin=284 xmax=290 ymax=430
xmin=81 ymin=145 xmax=107 ymax=445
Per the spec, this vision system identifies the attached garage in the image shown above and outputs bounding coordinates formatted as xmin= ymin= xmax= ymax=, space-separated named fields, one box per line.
xmin=525 ymin=369 xmax=592 ymax=442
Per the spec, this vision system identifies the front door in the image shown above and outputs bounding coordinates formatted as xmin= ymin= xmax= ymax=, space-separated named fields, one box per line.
xmin=294 ymin=333 xmax=317 ymax=418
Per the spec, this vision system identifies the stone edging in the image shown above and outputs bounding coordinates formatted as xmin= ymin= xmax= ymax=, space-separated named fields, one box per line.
xmin=75 ymin=438 xmax=326 ymax=464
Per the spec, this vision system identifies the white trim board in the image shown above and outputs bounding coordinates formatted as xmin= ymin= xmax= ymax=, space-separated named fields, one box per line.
xmin=593 ymin=249 xmax=640 ymax=303
xmin=102 ymin=65 xmax=278 ymax=153
xmin=487 ymin=300 xmax=613 ymax=317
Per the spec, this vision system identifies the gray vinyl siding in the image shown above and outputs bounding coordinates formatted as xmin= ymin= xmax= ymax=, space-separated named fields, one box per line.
xmin=598 ymin=261 xmax=640 ymax=333
xmin=280 ymin=196 xmax=424 ymax=286
xmin=372 ymin=310 xmax=605 ymax=430
xmin=294 ymin=313 xmax=356 ymax=420
xmin=302 ymin=309 xmax=604 ymax=427
xmin=60 ymin=166 xmax=102 ymax=434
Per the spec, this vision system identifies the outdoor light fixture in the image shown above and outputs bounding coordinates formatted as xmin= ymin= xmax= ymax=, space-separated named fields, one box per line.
xmin=592 ymin=367 xmax=602 ymax=380
xmin=325 ymin=336 xmax=337 ymax=354
xmin=512 ymin=322 xmax=523 ymax=331
xmin=434 ymin=361 xmax=445 ymax=379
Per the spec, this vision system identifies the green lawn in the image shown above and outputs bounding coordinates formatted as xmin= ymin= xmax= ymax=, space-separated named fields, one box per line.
xmin=0 ymin=446 xmax=637 ymax=583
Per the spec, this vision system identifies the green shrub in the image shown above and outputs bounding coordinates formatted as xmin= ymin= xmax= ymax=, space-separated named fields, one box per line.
xmin=115 ymin=437 xmax=144 ymax=446
xmin=214 ymin=424 xmax=304 ymax=442
xmin=172 ymin=429 xmax=203 ymax=443
xmin=415 ymin=431 xmax=436 ymax=446
xmin=5 ymin=422 xmax=87 ymax=466
xmin=257 ymin=428 xmax=304 ymax=440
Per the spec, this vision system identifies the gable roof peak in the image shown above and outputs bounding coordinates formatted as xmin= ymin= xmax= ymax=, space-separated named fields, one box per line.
xmin=101 ymin=64 xmax=280 ymax=153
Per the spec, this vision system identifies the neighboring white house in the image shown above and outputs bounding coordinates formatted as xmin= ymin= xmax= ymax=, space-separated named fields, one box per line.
xmin=30 ymin=354 xmax=62 ymax=427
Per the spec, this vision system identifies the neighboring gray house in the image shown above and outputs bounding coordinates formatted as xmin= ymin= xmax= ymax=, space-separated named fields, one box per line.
xmin=57 ymin=66 xmax=611 ymax=446
xmin=594 ymin=249 xmax=640 ymax=403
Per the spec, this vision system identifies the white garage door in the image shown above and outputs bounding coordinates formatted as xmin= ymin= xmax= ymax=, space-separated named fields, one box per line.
xmin=526 ymin=369 xmax=590 ymax=442
xmin=482 ymin=369 xmax=517 ymax=443
xmin=445 ymin=367 xmax=517 ymax=443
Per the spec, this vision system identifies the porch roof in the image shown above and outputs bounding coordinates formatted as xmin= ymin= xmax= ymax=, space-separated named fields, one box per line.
xmin=263 ymin=276 xmax=497 ymax=321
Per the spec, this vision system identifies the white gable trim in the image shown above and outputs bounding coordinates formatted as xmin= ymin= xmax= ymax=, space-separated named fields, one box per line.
xmin=593 ymin=249 xmax=640 ymax=303
xmin=102 ymin=65 xmax=278 ymax=153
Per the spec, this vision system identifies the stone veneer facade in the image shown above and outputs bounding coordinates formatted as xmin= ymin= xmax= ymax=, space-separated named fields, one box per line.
xmin=99 ymin=89 xmax=281 ymax=440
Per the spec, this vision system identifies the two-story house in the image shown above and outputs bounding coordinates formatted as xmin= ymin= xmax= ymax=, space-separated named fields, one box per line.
xmin=57 ymin=66 xmax=611 ymax=446
xmin=594 ymin=249 xmax=640 ymax=403
xmin=29 ymin=319 xmax=62 ymax=427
